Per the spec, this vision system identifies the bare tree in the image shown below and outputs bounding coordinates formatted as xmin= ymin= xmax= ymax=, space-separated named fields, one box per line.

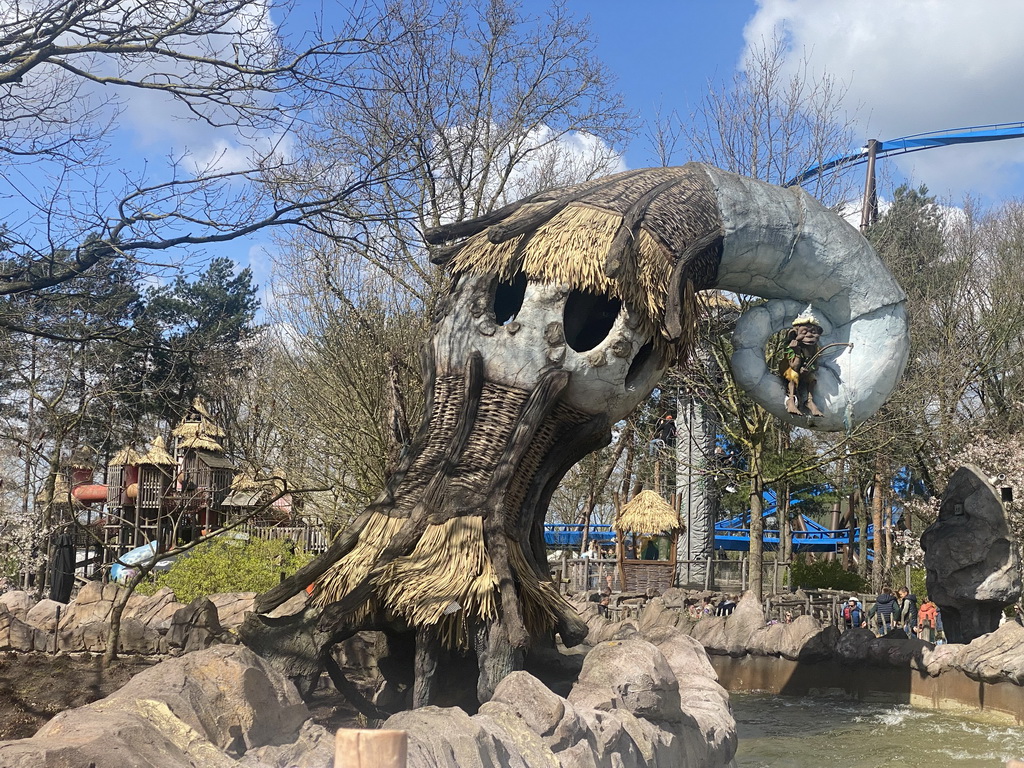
xmin=646 ymin=36 xmax=859 ymax=598
xmin=0 ymin=0 xmax=403 ymax=339
xmin=681 ymin=34 xmax=857 ymax=204
xmin=261 ymin=0 xmax=635 ymax=518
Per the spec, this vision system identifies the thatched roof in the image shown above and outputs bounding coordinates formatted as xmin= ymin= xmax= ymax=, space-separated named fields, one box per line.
xmin=140 ymin=436 xmax=176 ymax=466
xmin=69 ymin=445 xmax=95 ymax=470
xmin=429 ymin=165 xmax=725 ymax=366
xmin=177 ymin=435 xmax=225 ymax=453
xmin=109 ymin=447 xmax=143 ymax=467
xmin=172 ymin=398 xmax=226 ymax=440
xmin=615 ymin=490 xmax=682 ymax=534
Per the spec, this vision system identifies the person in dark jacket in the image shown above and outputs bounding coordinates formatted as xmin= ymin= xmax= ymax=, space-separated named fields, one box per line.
xmin=715 ymin=595 xmax=737 ymax=617
xmin=873 ymin=587 xmax=897 ymax=635
xmin=896 ymin=586 xmax=918 ymax=635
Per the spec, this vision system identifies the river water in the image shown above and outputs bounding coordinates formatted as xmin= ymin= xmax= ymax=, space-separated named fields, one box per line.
xmin=732 ymin=692 xmax=1024 ymax=768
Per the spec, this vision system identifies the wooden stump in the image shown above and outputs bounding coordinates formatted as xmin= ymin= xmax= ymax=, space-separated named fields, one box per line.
xmin=335 ymin=729 xmax=407 ymax=768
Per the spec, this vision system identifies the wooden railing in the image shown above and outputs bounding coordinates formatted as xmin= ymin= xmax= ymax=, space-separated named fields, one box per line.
xmin=557 ymin=555 xmax=793 ymax=594
xmin=240 ymin=524 xmax=330 ymax=553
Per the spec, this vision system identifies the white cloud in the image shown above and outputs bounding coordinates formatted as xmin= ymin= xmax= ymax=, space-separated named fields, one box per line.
xmin=745 ymin=0 xmax=1024 ymax=201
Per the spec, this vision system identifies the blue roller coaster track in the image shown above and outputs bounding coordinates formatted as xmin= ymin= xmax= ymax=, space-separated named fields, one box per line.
xmin=786 ymin=121 xmax=1024 ymax=187
xmin=543 ymin=508 xmax=876 ymax=557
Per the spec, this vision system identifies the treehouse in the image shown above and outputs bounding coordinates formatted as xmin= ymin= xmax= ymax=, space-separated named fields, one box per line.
xmin=172 ymin=398 xmax=232 ymax=535
xmin=615 ymin=490 xmax=683 ymax=593
xmin=102 ymin=437 xmax=177 ymax=551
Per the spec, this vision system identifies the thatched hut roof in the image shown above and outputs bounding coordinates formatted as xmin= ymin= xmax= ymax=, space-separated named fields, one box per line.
xmin=177 ymin=435 xmax=224 ymax=453
xmin=615 ymin=490 xmax=682 ymax=535
xmin=109 ymin=447 xmax=143 ymax=467
xmin=69 ymin=445 xmax=95 ymax=470
xmin=429 ymin=165 xmax=725 ymax=365
xmin=172 ymin=398 xmax=226 ymax=440
xmin=140 ymin=436 xmax=176 ymax=466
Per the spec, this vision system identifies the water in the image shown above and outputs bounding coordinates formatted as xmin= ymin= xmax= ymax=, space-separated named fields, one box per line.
xmin=732 ymin=692 xmax=1024 ymax=768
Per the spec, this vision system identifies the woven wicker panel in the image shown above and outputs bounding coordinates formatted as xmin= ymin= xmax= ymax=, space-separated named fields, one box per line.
xmin=447 ymin=381 xmax=530 ymax=498
xmin=502 ymin=400 xmax=591 ymax=534
xmin=621 ymin=560 xmax=675 ymax=592
xmin=391 ymin=374 xmax=462 ymax=515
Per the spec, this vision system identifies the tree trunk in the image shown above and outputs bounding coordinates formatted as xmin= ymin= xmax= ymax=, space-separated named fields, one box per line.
xmin=247 ymin=349 xmax=606 ymax=705
xmin=871 ymin=467 xmax=884 ymax=592
xmin=103 ymin=566 xmax=149 ymax=665
xmin=748 ymin=449 xmax=764 ymax=600
xmin=780 ymin=481 xmax=792 ymax=568
xmin=855 ymin=486 xmax=868 ymax=579
xmin=884 ymin=500 xmax=895 ymax=583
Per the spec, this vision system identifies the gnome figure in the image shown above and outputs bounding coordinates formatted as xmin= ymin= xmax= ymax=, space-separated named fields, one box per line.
xmin=780 ymin=307 xmax=825 ymax=417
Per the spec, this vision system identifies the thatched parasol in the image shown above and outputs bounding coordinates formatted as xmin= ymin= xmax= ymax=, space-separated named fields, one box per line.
xmin=615 ymin=490 xmax=682 ymax=535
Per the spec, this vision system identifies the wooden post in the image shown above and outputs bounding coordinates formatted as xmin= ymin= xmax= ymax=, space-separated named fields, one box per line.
xmin=859 ymin=139 xmax=879 ymax=233
xmin=772 ymin=558 xmax=779 ymax=596
xmin=740 ymin=555 xmax=747 ymax=591
xmin=335 ymin=729 xmax=407 ymax=768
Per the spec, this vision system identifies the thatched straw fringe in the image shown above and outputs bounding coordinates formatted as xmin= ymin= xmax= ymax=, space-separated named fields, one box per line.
xmin=312 ymin=512 xmax=407 ymax=625
xmin=109 ymin=447 xmax=143 ymax=467
xmin=172 ymin=418 xmax=225 ymax=439
xmin=447 ymin=203 xmax=701 ymax=364
xmin=450 ymin=206 xmax=672 ymax=330
xmin=380 ymin=515 xmax=498 ymax=649
xmin=507 ymin=540 xmax=562 ymax=637
xmin=312 ymin=510 xmax=567 ymax=649
xmin=615 ymin=490 xmax=682 ymax=535
xmin=177 ymin=435 xmax=224 ymax=453
xmin=141 ymin=436 xmax=176 ymax=466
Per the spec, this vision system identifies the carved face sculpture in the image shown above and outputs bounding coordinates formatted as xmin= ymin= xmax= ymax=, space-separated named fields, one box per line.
xmin=792 ymin=323 xmax=823 ymax=349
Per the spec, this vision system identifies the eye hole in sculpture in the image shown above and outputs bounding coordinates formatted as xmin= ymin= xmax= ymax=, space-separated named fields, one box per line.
xmin=563 ymin=290 xmax=622 ymax=352
xmin=492 ymin=272 xmax=528 ymax=325
xmin=625 ymin=339 xmax=655 ymax=388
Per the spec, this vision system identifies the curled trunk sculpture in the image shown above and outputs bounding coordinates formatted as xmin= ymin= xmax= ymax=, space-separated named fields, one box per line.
xmin=241 ymin=164 xmax=908 ymax=706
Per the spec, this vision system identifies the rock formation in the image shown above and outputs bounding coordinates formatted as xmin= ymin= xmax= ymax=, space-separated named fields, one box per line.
xmin=921 ymin=464 xmax=1023 ymax=643
xmin=0 ymin=634 xmax=736 ymax=768
xmin=387 ymin=635 xmax=737 ymax=768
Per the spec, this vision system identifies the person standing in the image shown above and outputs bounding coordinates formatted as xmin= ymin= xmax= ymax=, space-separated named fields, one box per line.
xmin=841 ymin=596 xmax=867 ymax=630
xmin=896 ymin=586 xmax=918 ymax=636
xmin=716 ymin=595 xmax=737 ymax=617
xmin=918 ymin=597 xmax=939 ymax=642
xmin=874 ymin=587 xmax=897 ymax=635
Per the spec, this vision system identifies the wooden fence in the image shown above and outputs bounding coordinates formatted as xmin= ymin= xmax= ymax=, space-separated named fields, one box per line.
xmin=557 ymin=555 xmax=793 ymax=595
xmin=239 ymin=523 xmax=330 ymax=553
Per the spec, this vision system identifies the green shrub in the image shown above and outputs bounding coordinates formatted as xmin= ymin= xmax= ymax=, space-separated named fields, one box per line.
xmin=137 ymin=536 xmax=313 ymax=603
xmin=909 ymin=567 xmax=927 ymax=600
xmin=789 ymin=554 xmax=868 ymax=592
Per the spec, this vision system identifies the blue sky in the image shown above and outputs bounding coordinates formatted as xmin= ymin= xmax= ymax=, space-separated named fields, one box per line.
xmin=247 ymin=0 xmax=1024 ymax=300
xmin=16 ymin=1 xmax=1023 ymax=299
xmin=579 ymin=1 xmax=757 ymax=168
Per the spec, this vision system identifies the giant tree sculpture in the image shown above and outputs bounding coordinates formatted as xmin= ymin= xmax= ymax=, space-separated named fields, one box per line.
xmin=241 ymin=164 xmax=909 ymax=705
